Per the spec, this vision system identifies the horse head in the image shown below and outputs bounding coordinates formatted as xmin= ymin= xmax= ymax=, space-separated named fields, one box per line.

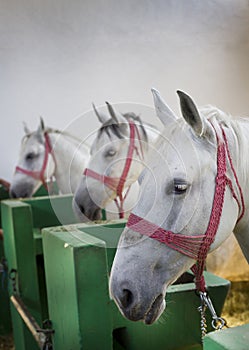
xmin=10 ymin=118 xmax=55 ymax=198
xmin=109 ymin=89 xmax=241 ymax=324
xmin=73 ymin=102 xmax=152 ymax=221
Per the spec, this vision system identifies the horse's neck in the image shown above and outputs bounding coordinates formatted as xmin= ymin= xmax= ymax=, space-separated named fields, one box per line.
xmin=49 ymin=133 xmax=89 ymax=194
xmin=228 ymin=120 xmax=249 ymax=191
xmin=226 ymin=120 xmax=249 ymax=262
xmin=222 ymin=122 xmax=247 ymax=210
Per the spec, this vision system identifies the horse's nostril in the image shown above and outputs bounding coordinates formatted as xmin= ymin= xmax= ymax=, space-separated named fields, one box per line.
xmin=120 ymin=289 xmax=134 ymax=309
xmin=10 ymin=190 xmax=17 ymax=198
xmin=79 ymin=204 xmax=85 ymax=215
xmin=73 ymin=196 xmax=85 ymax=215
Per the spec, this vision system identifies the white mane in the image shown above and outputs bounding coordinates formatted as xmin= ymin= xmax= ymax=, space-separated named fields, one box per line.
xmin=200 ymin=105 xmax=249 ymax=183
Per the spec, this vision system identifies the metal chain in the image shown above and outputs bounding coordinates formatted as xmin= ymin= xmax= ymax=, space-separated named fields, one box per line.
xmin=198 ymin=291 xmax=227 ymax=340
xmin=198 ymin=298 xmax=207 ymax=339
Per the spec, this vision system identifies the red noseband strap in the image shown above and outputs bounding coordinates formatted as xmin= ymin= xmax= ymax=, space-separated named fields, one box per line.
xmin=83 ymin=168 xmax=120 ymax=192
xmin=127 ymin=213 xmax=206 ymax=259
xmin=84 ymin=120 xmax=144 ymax=218
xmin=127 ymin=124 xmax=244 ymax=292
xmin=15 ymin=132 xmax=56 ymax=190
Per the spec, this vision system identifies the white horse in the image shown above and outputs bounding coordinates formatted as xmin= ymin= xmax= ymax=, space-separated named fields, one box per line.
xmin=109 ymin=89 xmax=249 ymax=325
xmin=10 ymin=119 xmax=89 ymax=198
xmin=73 ymin=102 xmax=158 ymax=221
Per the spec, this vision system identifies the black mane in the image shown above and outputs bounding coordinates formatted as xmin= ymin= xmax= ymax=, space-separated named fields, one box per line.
xmin=98 ymin=113 xmax=147 ymax=141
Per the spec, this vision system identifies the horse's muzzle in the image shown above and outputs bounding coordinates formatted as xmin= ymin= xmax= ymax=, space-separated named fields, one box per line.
xmin=9 ymin=183 xmax=34 ymax=198
xmin=110 ymin=278 xmax=165 ymax=325
xmin=73 ymin=192 xmax=102 ymax=222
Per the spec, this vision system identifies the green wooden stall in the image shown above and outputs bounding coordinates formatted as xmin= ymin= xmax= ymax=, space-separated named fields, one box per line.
xmin=1 ymin=194 xmax=76 ymax=347
xmin=2 ymin=196 xmax=230 ymax=349
xmin=42 ymin=223 xmax=230 ymax=350
xmin=0 ymin=182 xmax=58 ymax=335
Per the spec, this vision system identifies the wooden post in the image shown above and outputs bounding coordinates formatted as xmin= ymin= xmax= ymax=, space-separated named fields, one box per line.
xmin=43 ymin=226 xmax=114 ymax=349
xmin=2 ymin=200 xmax=42 ymax=350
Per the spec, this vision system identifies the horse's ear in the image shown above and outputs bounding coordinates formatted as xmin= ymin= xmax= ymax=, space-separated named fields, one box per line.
xmin=92 ymin=103 xmax=110 ymax=124
xmin=177 ymin=91 xmax=205 ymax=137
xmin=23 ymin=121 xmax=30 ymax=134
xmin=36 ymin=117 xmax=45 ymax=137
xmin=151 ymin=88 xmax=177 ymax=126
xmin=40 ymin=116 xmax=45 ymax=131
xmin=105 ymin=102 xmax=127 ymax=124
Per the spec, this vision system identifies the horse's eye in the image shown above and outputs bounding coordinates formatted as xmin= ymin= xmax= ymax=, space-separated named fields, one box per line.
xmin=26 ymin=152 xmax=37 ymax=161
xmin=173 ymin=181 xmax=188 ymax=194
xmin=105 ymin=149 xmax=116 ymax=157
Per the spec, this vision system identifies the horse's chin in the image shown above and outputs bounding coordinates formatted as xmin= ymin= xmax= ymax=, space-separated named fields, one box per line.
xmin=73 ymin=198 xmax=102 ymax=222
xmin=143 ymin=294 xmax=165 ymax=325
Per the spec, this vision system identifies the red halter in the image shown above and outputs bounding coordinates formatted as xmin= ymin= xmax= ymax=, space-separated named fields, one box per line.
xmin=15 ymin=132 xmax=56 ymax=191
xmin=83 ymin=120 xmax=144 ymax=218
xmin=127 ymin=124 xmax=245 ymax=292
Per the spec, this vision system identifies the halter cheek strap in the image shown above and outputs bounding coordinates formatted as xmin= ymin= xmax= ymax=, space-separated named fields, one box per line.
xmin=84 ymin=120 xmax=144 ymax=218
xmin=127 ymin=124 xmax=245 ymax=293
xmin=15 ymin=133 xmax=56 ymax=191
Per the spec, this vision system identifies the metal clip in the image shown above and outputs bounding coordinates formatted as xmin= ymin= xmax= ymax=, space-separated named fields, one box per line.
xmin=199 ymin=291 xmax=227 ymax=330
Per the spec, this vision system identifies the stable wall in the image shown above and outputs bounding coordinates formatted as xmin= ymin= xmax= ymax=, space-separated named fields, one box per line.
xmin=1 ymin=0 xmax=249 ymax=181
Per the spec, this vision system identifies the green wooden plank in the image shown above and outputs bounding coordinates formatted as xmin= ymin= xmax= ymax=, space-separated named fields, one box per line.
xmin=0 ymin=184 xmax=9 ymax=231
xmin=0 ymin=185 xmax=11 ymax=335
xmin=77 ymin=220 xmax=126 ymax=272
xmin=0 ymin=242 xmax=12 ymax=335
xmin=2 ymin=202 xmax=39 ymax=306
xmin=0 ymin=184 xmax=9 ymax=201
xmin=2 ymin=200 xmax=45 ymax=350
xmin=33 ymin=181 xmax=59 ymax=197
xmin=204 ymin=323 xmax=249 ymax=350
xmin=23 ymin=194 xmax=77 ymax=228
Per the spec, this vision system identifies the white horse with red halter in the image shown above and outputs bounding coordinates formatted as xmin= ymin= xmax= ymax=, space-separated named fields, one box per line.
xmin=110 ymin=88 xmax=249 ymax=326
xmin=73 ymin=102 xmax=159 ymax=221
xmin=10 ymin=118 xmax=90 ymax=198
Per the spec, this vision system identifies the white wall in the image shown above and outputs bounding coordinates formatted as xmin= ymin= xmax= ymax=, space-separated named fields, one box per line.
xmin=1 ymin=0 xmax=249 ymax=181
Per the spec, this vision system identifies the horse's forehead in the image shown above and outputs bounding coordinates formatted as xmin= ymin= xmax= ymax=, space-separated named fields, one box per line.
xmin=21 ymin=133 xmax=43 ymax=153
xmin=151 ymin=131 xmax=211 ymax=179
xmin=91 ymin=129 xmax=126 ymax=153
xmin=156 ymin=131 xmax=197 ymax=161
